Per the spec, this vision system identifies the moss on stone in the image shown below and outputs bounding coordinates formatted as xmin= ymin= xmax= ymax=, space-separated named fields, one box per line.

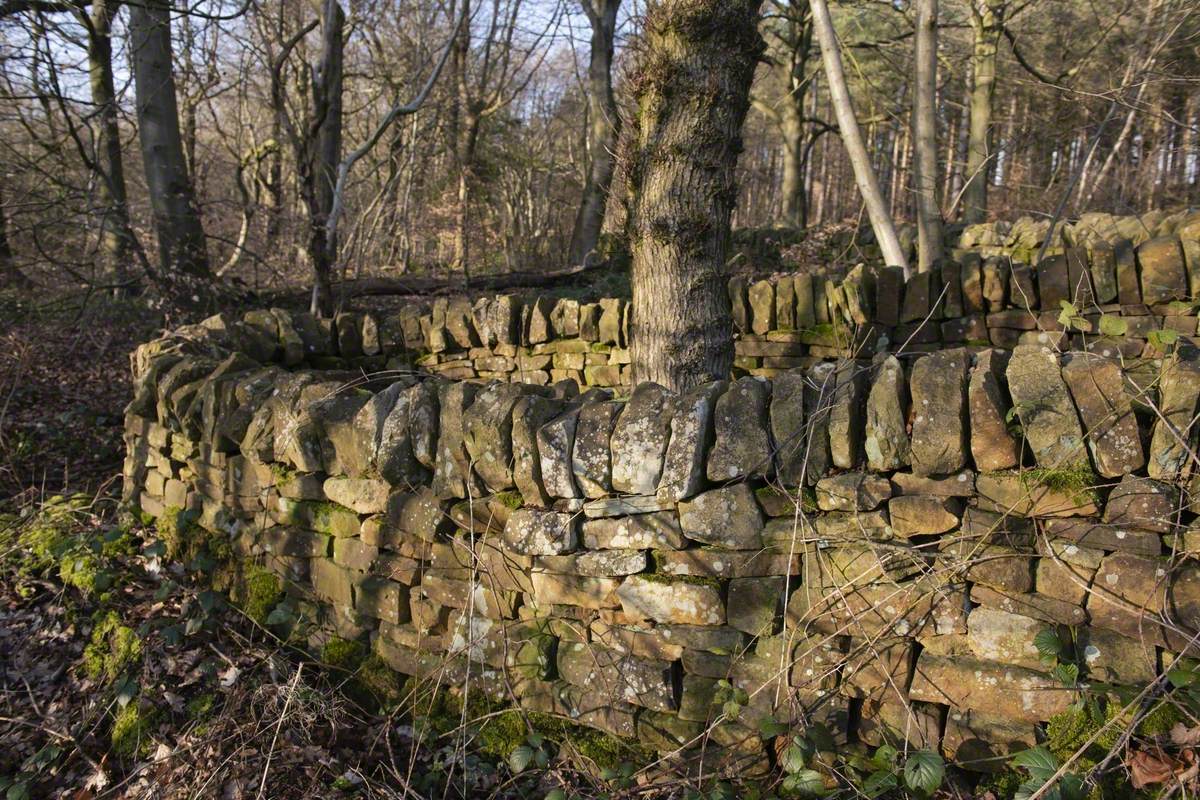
xmin=355 ymin=653 xmax=406 ymax=709
xmin=1022 ymin=464 xmax=1099 ymax=506
xmin=83 ymin=610 xmax=142 ymax=683
xmin=322 ymin=637 xmax=367 ymax=671
xmin=493 ymin=490 xmax=524 ymax=511
xmin=238 ymin=565 xmax=282 ymax=625
xmin=639 ymin=570 xmax=722 ymax=589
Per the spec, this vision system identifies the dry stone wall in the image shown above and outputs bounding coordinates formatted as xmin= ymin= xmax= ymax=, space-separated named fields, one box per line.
xmin=123 ymin=306 xmax=1200 ymax=776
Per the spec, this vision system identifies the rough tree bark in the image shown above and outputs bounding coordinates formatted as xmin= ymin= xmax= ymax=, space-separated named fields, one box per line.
xmin=307 ymin=0 xmax=344 ymax=316
xmin=912 ymin=0 xmax=943 ymax=271
xmin=962 ymin=0 xmax=1000 ymax=225
xmin=809 ymin=0 xmax=909 ymax=274
xmin=128 ymin=0 xmax=213 ymax=292
xmin=86 ymin=0 xmax=134 ymax=292
xmin=567 ymin=0 xmax=621 ymax=266
xmin=626 ymin=0 xmax=764 ymax=391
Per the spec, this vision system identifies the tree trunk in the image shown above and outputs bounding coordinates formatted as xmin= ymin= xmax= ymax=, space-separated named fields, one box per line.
xmin=626 ymin=0 xmax=764 ymax=391
xmin=777 ymin=5 xmax=814 ymax=228
xmin=810 ymin=0 xmax=909 ymax=274
xmin=962 ymin=0 xmax=999 ymax=224
xmin=568 ymin=0 xmax=621 ymax=266
xmin=308 ymin=0 xmax=344 ymax=316
xmin=86 ymin=0 xmax=135 ymax=293
xmin=128 ymin=0 xmax=212 ymax=292
xmin=0 ymin=182 xmax=34 ymax=289
xmin=912 ymin=0 xmax=942 ymax=272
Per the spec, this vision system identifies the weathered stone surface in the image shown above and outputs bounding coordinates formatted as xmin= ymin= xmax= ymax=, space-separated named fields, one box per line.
xmin=975 ymin=472 xmax=1098 ymax=517
xmin=940 ymin=540 xmax=1035 ymax=592
xmin=537 ymin=407 xmax=582 ymax=499
xmin=1006 ymin=345 xmax=1090 ymax=470
xmin=323 ymin=477 xmax=389 ymax=514
xmin=891 ymin=470 xmax=976 ymax=497
xmin=431 ymin=381 xmax=481 ymax=499
xmin=965 ymin=606 xmax=1044 ymax=670
xmin=748 ymin=280 xmax=775 ymax=334
xmin=536 ymin=549 xmax=646 ymax=577
xmin=1037 ymin=254 xmax=1070 ymax=310
xmin=530 ymin=572 xmax=619 ymax=609
xmin=769 ymin=370 xmax=809 ymax=484
xmin=512 ymin=394 xmax=566 ymax=507
xmin=1103 ymin=475 xmax=1177 ymax=533
xmin=888 ymin=495 xmax=961 ymax=537
xmin=1061 ymin=353 xmax=1144 ymax=477
xmin=828 ymin=359 xmax=866 ymax=469
xmin=794 ymin=273 xmax=816 ymax=327
xmin=943 ymin=710 xmax=1038 ymax=772
xmin=612 ymin=382 xmax=673 ymax=494
xmin=407 ymin=381 xmax=440 ymax=469
xmin=970 ymin=585 xmax=1088 ymax=626
xmin=582 ymin=494 xmax=672 ymax=517
xmin=728 ymin=278 xmax=749 ymax=333
xmin=572 ymin=400 xmax=619 ymax=498
xmin=1043 ymin=518 xmax=1162 ymax=555
xmin=864 ymin=355 xmax=910 ymax=471
xmin=726 ymin=577 xmax=785 ymax=636
xmin=788 ymin=576 xmax=967 ymax=638
xmin=708 ymin=377 xmax=773 ymax=481
xmin=1088 ymin=553 xmax=1169 ymax=642
xmin=801 ymin=362 xmax=836 ymax=483
xmin=462 ymin=382 xmax=526 ymax=492
xmin=502 ymin=509 xmax=577 ymax=555
xmin=1078 ymin=627 xmax=1158 ymax=686
xmin=653 ymin=548 xmax=798 ymax=579
xmin=1148 ymin=351 xmax=1200 ymax=480
xmin=1138 ymin=235 xmax=1188 ymax=304
xmin=581 ymin=512 xmax=685 ymax=549
xmin=969 ymin=349 xmax=1021 ymax=472
xmin=557 ymin=642 xmax=676 ymax=712
xmin=678 ymin=484 xmax=764 ymax=549
xmin=389 ymin=487 xmax=451 ymax=541
xmin=909 ymin=349 xmax=969 ymax=476
xmin=909 ymin=653 xmax=1073 ymax=723
xmin=816 ymin=472 xmax=892 ymax=511
xmin=659 ymin=381 xmax=724 ymax=501
xmin=901 ymin=270 xmax=940 ymax=323
xmin=982 ymin=257 xmax=1009 ymax=312
xmin=617 ymin=576 xmax=726 ymax=625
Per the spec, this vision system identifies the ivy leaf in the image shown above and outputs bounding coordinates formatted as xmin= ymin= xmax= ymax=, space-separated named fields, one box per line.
xmin=265 ymin=602 xmax=293 ymax=627
xmin=1098 ymin=315 xmax=1128 ymax=336
xmin=903 ymin=750 xmax=945 ymax=794
xmin=544 ymin=790 xmax=567 ymax=800
xmin=1057 ymin=300 xmax=1078 ymax=328
xmin=508 ymin=745 xmax=534 ymax=773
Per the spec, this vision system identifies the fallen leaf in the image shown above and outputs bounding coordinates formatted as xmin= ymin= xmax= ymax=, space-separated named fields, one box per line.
xmin=1171 ymin=722 xmax=1200 ymax=747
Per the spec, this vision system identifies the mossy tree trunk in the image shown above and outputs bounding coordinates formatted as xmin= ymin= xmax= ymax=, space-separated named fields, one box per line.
xmin=626 ymin=0 xmax=765 ymax=392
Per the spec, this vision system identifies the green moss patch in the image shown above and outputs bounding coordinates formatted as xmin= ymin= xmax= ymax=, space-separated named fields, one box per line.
xmin=83 ymin=610 xmax=142 ymax=683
